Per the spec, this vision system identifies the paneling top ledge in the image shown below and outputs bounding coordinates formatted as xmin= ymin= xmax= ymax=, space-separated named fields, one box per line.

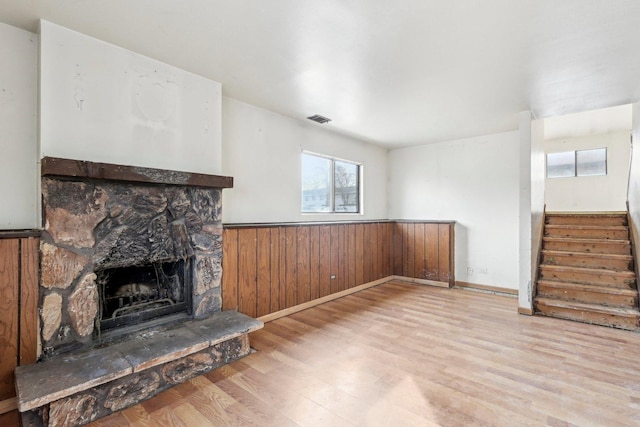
xmin=41 ymin=157 xmax=233 ymax=189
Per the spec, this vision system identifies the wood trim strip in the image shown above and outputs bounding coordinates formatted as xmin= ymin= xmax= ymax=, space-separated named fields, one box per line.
xmin=41 ymin=157 xmax=233 ymax=189
xmin=0 ymin=397 xmax=17 ymax=415
xmin=0 ymin=230 xmax=41 ymax=239
xmin=391 ymin=275 xmax=450 ymax=288
xmin=258 ymin=277 xmax=393 ymax=323
xmin=455 ymin=281 xmax=518 ymax=296
xmin=224 ymin=220 xmax=395 ymax=229
xmin=518 ymin=307 xmax=534 ymax=316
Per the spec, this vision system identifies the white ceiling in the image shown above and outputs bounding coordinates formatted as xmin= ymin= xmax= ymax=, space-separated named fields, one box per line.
xmin=544 ymin=104 xmax=632 ymax=141
xmin=2 ymin=0 xmax=640 ymax=148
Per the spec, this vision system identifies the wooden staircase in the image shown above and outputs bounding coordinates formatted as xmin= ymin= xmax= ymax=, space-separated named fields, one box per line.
xmin=534 ymin=212 xmax=640 ymax=330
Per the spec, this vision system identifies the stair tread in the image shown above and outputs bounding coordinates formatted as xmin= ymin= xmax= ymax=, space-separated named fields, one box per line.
xmin=545 ymin=225 xmax=628 ymax=230
xmin=535 ymin=297 xmax=640 ymax=316
xmin=540 ymin=249 xmax=633 ymax=260
xmin=536 ymin=280 xmax=639 ymax=296
xmin=543 ymin=237 xmax=630 ymax=244
xmin=539 ymin=264 xmax=636 ymax=277
xmin=546 ymin=212 xmax=627 ymax=217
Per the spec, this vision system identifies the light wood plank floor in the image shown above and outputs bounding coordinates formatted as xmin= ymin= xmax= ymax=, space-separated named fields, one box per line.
xmin=61 ymin=281 xmax=640 ymax=425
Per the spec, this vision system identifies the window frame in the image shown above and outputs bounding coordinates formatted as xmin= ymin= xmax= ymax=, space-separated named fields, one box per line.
xmin=546 ymin=148 xmax=607 ymax=179
xmin=301 ymin=151 xmax=362 ymax=214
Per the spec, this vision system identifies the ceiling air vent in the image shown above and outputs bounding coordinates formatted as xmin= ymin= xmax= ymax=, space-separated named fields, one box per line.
xmin=307 ymin=114 xmax=332 ymax=124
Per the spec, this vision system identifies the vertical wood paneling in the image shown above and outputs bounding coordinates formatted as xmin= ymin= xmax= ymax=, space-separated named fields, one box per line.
xmin=401 ymin=223 xmax=408 ymax=276
xmin=319 ymin=226 xmax=331 ymax=297
xmin=0 ymin=239 xmax=19 ymax=400
xmin=285 ymin=227 xmax=298 ymax=308
xmin=269 ymin=228 xmax=281 ymax=313
xmin=19 ymin=237 xmax=39 ymax=365
xmin=222 ymin=221 xmax=454 ymax=318
xmin=278 ymin=227 xmax=287 ymax=309
xmin=393 ymin=223 xmax=403 ymax=275
xmin=414 ymin=223 xmax=425 ymax=280
xmin=371 ymin=224 xmax=379 ymax=280
xmin=222 ymin=229 xmax=238 ymax=310
xmin=386 ymin=223 xmax=394 ymax=276
xmin=425 ymin=224 xmax=440 ymax=281
xmin=309 ymin=227 xmax=320 ymax=300
xmin=377 ymin=223 xmax=385 ymax=280
xmin=347 ymin=225 xmax=356 ymax=288
xmin=363 ymin=224 xmax=372 ymax=284
xmin=438 ymin=224 xmax=451 ymax=284
xmin=330 ymin=226 xmax=340 ymax=294
xmin=406 ymin=223 xmax=415 ymax=278
xmin=237 ymin=229 xmax=257 ymax=317
xmin=256 ymin=228 xmax=271 ymax=317
xmin=355 ymin=224 xmax=365 ymax=285
xmin=297 ymin=227 xmax=311 ymax=304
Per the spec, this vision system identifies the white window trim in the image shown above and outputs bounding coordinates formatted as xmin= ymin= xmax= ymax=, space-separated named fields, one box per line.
xmin=301 ymin=150 xmax=363 ymax=215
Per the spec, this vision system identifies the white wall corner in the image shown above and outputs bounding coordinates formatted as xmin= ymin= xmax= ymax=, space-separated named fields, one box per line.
xmin=628 ymin=103 xmax=640 ymax=258
xmin=518 ymin=111 xmax=534 ymax=311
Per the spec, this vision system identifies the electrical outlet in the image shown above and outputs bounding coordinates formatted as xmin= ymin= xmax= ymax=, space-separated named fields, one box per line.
xmin=479 ymin=267 xmax=488 ymax=274
xmin=467 ymin=267 xmax=474 ymax=276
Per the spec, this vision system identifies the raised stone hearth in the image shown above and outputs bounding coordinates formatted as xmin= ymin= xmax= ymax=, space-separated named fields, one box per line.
xmin=15 ymin=158 xmax=263 ymax=426
xmin=16 ymin=311 xmax=262 ymax=426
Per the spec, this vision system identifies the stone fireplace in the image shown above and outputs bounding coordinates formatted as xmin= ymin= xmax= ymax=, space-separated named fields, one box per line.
xmin=15 ymin=158 xmax=262 ymax=426
xmin=39 ymin=157 xmax=229 ymax=355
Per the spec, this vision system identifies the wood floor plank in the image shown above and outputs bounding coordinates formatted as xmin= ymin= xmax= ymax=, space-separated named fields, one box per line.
xmin=90 ymin=281 xmax=640 ymax=427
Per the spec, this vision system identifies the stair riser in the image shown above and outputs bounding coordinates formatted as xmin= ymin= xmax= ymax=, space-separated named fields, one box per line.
xmin=536 ymin=286 xmax=638 ymax=308
xmin=535 ymin=303 xmax=640 ymax=331
xmin=541 ymin=253 xmax=633 ymax=271
xmin=546 ymin=216 xmax=627 ymax=227
xmin=538 ymin=268 xmax=636 ymax=289
xmin=542 ymin=240 xmax=631 ymax=255
xmin=544 ymin=228 xmax=629 ymax=240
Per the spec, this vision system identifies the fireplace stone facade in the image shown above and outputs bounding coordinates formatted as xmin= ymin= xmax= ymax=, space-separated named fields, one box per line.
xmin=39 ymin=158 xmax=232 ymax=356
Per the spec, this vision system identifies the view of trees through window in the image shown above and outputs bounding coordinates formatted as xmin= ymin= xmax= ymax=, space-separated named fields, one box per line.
xmin=302 ymin=152 xmax=360 ymax=213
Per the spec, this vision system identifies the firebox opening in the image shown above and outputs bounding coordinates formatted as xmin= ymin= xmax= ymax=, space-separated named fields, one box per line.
xmin=96 ymin=258 xmax=193 ymax=334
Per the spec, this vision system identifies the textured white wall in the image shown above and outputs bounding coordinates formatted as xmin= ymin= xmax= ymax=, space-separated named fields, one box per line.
xmin=40 ymin=20 xmax=222 ymax=175
xmin=629 ymin=103 xmax=640 ymax=263
xmin=388 ymin=131 xmax=520 ymax=290
xmin=0 ymin=23 xmax=38 ymax=230
xmin=544 ymin=131 xmax=631 ymax=212
xmin=221 ymin=97 xmax=388 ymax=223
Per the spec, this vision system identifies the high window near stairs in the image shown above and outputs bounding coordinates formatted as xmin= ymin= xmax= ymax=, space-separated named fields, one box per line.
xmin=546 ymin=148 xmax=607 ymax=178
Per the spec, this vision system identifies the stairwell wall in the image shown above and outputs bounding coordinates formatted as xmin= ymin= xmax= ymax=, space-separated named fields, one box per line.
xmin=628 ymin=103 xmax=640 ymax=286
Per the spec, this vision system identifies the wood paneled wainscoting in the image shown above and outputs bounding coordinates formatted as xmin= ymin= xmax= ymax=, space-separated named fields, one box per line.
xmin=392 ymin=221 xmax=455 ymax=285
xmin=222 ymin=220 xmax=454 ymax=320
xmin=0 ymin=232 xmax=39 ymax=420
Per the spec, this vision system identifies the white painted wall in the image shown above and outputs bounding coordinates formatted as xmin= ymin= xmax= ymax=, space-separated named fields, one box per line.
xmin=388 ymin=131 xmax=520 ymax=290
xmin=222 ymin=97 xmax=388 ymax=223
xmin=544 ymin=131 xmax=631 ymax=212
xmin=521 ymin=113 xmax=546 ymax=310
xmin=628 ymin=103 xmax=640 ymax=261
xmin=0 ymin=23 xmax=38 ymax=230
xmin=39 ymin=20 xmax=222 ymax=175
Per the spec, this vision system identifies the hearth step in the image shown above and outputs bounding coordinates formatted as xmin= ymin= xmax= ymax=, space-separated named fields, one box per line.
xmin=15 ymin=311 xmax=263 ymax=427
xmin=534 ymin=297 xmax=640 ymax=331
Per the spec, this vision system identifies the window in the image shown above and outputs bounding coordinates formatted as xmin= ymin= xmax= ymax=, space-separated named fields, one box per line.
xmin=302 ymin=152 xmax=360 ymax=213
xmin=546 ymin=148 xmax=607 ymax=178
